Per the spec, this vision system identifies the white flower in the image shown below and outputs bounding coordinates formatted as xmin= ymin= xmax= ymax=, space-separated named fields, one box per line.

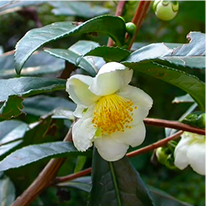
xmin=174 ymin=132 xmax=205 ymax=175
xmin=66 ymin=62 xmax=153 ymax=161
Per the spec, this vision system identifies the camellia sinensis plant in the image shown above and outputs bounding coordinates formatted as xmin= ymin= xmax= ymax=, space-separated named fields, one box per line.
xmin=0 ymin=1 xmax=205 ymax=206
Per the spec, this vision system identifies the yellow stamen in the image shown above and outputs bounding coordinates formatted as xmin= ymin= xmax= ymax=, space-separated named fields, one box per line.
xmin=92 ymin=94 xmax=136 ymax=135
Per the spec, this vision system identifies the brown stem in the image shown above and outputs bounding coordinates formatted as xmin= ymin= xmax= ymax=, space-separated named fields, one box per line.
xmin=11 ymin=128 xmax=72 ymax=206
xmin=53 ymin=168 xmax=92 ymax=185
xmin=127 ymin=130 xmax=183 ymax=158
xmin=126 ymin=1 xmax=152 ymax=50
xmin=144 ymin=118 xmax=205 ymax=135
xmin=107 ymin=1 xmax=127 ymax=47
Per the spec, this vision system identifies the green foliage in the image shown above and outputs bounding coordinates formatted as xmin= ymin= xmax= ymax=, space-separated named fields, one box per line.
xmin=15 ymin=15 xmax=126 ymax=74
xmin=0 ymin=95 xmax=24 ymax=122
xmin=0 ymin=142 xmax=81 ymax=172
xmin=0 ymin=77 xmax=66 ymax=102
xmin=89 ymin=150 xmax=154 ymax=206
xmin=0 ymin=1 xmax=204 ymax=206
xmin=0 ymin=173 xmax=15 ymax=206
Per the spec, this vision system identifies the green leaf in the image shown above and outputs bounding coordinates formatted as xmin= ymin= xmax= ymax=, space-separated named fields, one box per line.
xmin=124 ymin=37 xmax=205 ymax=70
xmin=149 ymin=186 xmax=193 ymax=206
xmin=121 ymin=60 xmax=205 ymax=111
xmin=0 ymin=51 xmax=64 ymax=78
xmin=0 ymin=142 xmax=80 ymax=171
xmin=85 ymin=46 xmax=131 ymax=62
xmin=0 ymin=0 xmax=17 ymax=9
xmin=88 ymin=150 xmax=154 ymax=206
xmin=0 ymin=174 xmax=15 ymax=206
xmin=172 ymin=94 xmax=194 ymax=103
xmin=23 ymin=95 xmax=75 ymax=117
xmin=15 ymin=15 xmax=126 ymax=74
xmin=44 ymin=48 xmax=97 ymax=76
xmin=0 ymin=77 xmax=66 ymax=102
xmin=0 ymin=0 xmax=49 ymax=12
xmin=49 ymin=1 xmax=109 ymax=18
xmin=58 ymin=176 xmax=92 ymax=193
xmin=0 ymin=95 xmax=24 ymax=122
xmin=0 ymin=123 xmax=27 ymax=157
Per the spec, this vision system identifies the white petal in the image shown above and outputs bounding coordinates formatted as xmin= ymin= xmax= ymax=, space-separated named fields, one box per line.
xmin=66 ymin=74 xmax=99 ymax=106
xmin=118 ymin=85 xmax=153 ymax=109
xmin=73 ymin=105 xmax=85 ymax=118
xmin=117 ymin=85 xmax=153 ymax=124
xmin=94 ymin=137 xmax=128 ymax=161
xmin=174 ymin=137 xmax=191 ymax=170
xmin=72 ymin=109 xmax=96 ymax=151
xmin=111 ymin=121 xmax=146 ymax=147
xmin=89 ymin=62 xmax=133 ymax=96
xmin=187 ymin=140 xmax=205 ymax=175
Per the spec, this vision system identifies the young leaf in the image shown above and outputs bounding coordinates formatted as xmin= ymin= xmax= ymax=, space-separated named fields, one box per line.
xmin=88 ymin=149 xmax=154 ymax=206
xmin=0 ymin=95 xmax=24 ymax=122
xmin=0 ymin=77 xmax=66 ymax=102
xmin=15 ymin=15 xmax=126 ymax=74
xmin=0 ymin=142 xmax=81 ymax=172
xmin=0 ymin=174 xmax=15 ymax=206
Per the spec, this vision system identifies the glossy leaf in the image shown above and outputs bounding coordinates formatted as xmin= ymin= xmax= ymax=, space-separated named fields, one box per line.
xmin=0 ymin=142 xmax=80 ymax=171
xmin=124 ymin=34 xmax=205 ymax=70
xmin=121 ymin=61 xmax=205 ymax=111
xmin=44 ymin=48 xmax=97 ymax=76
xmin=0 ymin=51 xmax=64 ymax=78
xmin=85 ymin=46 xmax=131 ymax=62
xmin=0 ymin=174 xmax=15 ymax=206
xmin=0 ymin=77 xmax=66 ymax=102
xmin=23 ymin=95 xmax=75 ymax=117
xmin=149 ymin=186 xmax=193 ymax=206
xmin=49 ymin=1 xmax=109 ymax=18
xmin=15 ymin=15 xmax=126 ymax=74
xmin=58 ymin=176 xmax=92 ymax=193
xmin=0 ymin=0 xmax=17 ymax=9
xmin=0 ymin=0 xmax=49 ymax=12
xmin=172 ymin=94 xmax=194 ymax=103
xmin=69 ymin=40 xmax=100 ymax=55
xmin=0 ymin=95 xmax=24 ymax=122
xmin=88 ymin=150 xmax=154 ymax=206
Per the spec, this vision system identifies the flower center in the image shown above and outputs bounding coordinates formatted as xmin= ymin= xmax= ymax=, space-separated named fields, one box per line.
xmin=92 ymin=94 xmax=137 ymax=135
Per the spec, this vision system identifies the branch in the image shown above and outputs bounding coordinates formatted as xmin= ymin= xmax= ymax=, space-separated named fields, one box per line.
xmin=127 ymin=130 xmax=183 ymax=158
xmin=144 ymin=118 xmax=205 ymax=135
xmin=53 ymin=168 xmax=92 ymax=185
xmin=126 ymin=1 xmax=151 ymax=50
xmin=11 ymin=128 xmax=73 ymax=206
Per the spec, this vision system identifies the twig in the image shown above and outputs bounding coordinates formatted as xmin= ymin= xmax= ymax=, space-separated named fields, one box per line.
xmin=107 ymin=1 xmax=127 ymax=47
xmin=126 ymin=1 xmax=151 ymax=50
xmin=127 ymin=130 xmax=183 ymax=158
xmin=11 ymin=128 xmax=72 ymax=206
xmin=53 ymin=168 xmax=92 ymax=185
xmin=144 ymin=118 xmax=205 ymax=135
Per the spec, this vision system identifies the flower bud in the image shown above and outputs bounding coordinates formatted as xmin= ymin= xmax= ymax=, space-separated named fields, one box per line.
xmin=156 ymin=147 xmax=168 ymax=165
xmin=126 ymin=22 xmax=137 ymax=35
xmin=181 ymin=112 xmax=205 ymax=129
xmin=153 ymin=0 xmax=179 ymax=21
